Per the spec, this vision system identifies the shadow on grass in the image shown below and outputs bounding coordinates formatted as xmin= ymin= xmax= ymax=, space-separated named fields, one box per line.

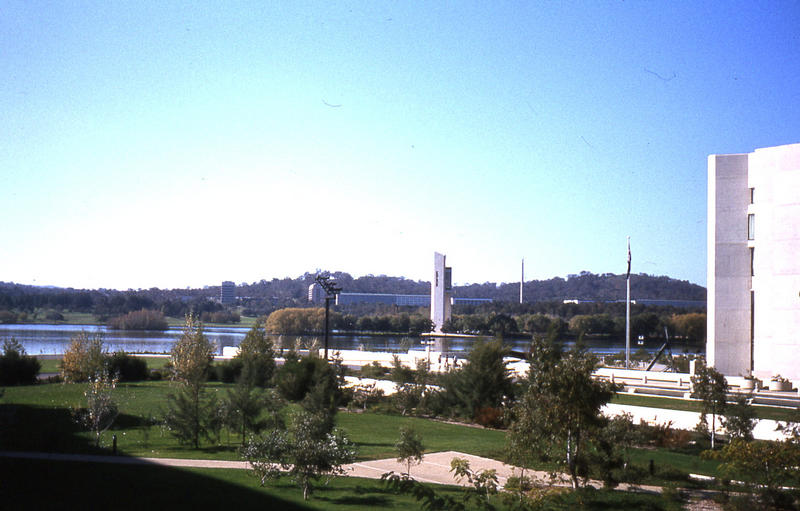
xmin=0 ymin=403 xmax=90 ymax=453
xmin=322 ymin=494 xmax=392 ymax=506
xmin=0 ymin=457 xmax=311 ymax=510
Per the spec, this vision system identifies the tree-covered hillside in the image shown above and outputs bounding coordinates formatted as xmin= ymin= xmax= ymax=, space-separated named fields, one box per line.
xmin=0 ymin=271 xmax=704 ymax=321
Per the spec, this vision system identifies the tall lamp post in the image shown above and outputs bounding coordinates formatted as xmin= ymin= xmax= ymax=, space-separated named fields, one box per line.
xmin=315 ymin=274 xmax=342 ymax=360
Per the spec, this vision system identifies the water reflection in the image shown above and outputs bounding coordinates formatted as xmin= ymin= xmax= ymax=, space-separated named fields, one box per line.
xmin=0 ymin=324 xmax=699 ymax=357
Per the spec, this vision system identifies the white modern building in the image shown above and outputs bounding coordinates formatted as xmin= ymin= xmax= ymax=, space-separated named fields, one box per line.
xmin=707 ymin=142 xmax=800 ymax=380
xmin=431 ymin=252 xmax=453 ymax=333
xmin=308 ymin=282 xmax=326 ymax=304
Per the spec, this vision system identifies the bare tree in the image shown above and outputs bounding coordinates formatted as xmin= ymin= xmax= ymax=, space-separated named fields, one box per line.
xmin=77 ymin=372 xmax=119 ymax=447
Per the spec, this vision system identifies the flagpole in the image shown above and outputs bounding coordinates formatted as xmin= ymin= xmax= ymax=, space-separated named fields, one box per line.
xmin=626 ymin=237 xmax=631 ymax=369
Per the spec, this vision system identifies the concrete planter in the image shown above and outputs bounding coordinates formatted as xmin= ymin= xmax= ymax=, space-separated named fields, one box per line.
xmin=769 ymin=380 xmax=792 ymax=392
xmin=740 ymin=378 xmax=756 ymax=391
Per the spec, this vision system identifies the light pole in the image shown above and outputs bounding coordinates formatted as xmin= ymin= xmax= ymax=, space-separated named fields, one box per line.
xmin=626 ymin=237 xmax=631 ymax=369
xmin=315 ymin=273 xmax=342 ymax=360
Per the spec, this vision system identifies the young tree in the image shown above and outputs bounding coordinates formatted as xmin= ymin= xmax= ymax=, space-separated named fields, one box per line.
xmin=235 ymin=321 xmax=276 ymax=387
xmin=164 ymin=314 xmax=216 ymax=448
xmin=396 ymin=426 xmax=424 ymax=477
xmin=76 ymin=372 xmax=119 ymax=447
xmin=691 ymin=363 xmax=728 ymax=449
xmin=223 ymin=384 xmax=283 ymax=445
xmin=350 ymin=382 xmax=384 ymax=411
xmin=708 ymin=437 xmax=800 ymax=509
xmin=723 ymin=393 xmax=757 ymax=441
xmin=242 ymin=410 xmax=357 ymax=500
xmin=508 ymin=335 xmax=618 ymax=488
xmin=61 ymin=331 xmax=107 ymax=383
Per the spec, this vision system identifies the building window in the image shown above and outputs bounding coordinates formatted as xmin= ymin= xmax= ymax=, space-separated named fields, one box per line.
xmin=750 ymin=187 xmax=754 ymax=204
xmin=748 ymin=214 xmax=755 ymax=240
xmin=750 ymin=247 xmax=754 ymax=276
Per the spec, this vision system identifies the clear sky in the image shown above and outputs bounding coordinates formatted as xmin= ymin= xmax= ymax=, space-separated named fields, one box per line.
xmin=2 ymin=1 xmax=799 ymax=290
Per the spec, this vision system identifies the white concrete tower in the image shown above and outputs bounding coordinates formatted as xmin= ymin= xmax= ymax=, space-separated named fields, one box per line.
xmin=708 ymin=143 xmax=800 ymax=380
xmin=431 ymin=252 xmax=452 ymax=333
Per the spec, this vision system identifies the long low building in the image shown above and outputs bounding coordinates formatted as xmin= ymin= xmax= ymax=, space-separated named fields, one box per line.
xmin=335 ymin=292 xmax=492 ymax=307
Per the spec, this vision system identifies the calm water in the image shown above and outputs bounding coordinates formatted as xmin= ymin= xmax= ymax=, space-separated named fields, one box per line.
xmin=0 ymin=324 xmax=700 ymax=357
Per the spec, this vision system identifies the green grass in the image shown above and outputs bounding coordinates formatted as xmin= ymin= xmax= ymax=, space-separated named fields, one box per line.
xmin=0 ymin=381 xmax=709 ymax=507
xmin=0 ymin=382 xmax=508 ymax=462
xmin=35 ymin=355 xmax=170 ymax=375
xmin=338 ymin=412 xmax=507 ymax=461
xmin=613 ymin=393 xmax=799 ymax=421
xmin=628 ymin=446 xmax=720 ymax=479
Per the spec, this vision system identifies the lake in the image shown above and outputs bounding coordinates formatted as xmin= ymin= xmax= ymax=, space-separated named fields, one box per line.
xmin=0 ymin=324 xmax=701 ymax=357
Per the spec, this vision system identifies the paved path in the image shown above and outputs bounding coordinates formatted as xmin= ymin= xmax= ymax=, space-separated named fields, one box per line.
xmin=0 ymin=450 xmax=517 ymax=486
xmin=0 ymin=450 xmax=659 ymax=493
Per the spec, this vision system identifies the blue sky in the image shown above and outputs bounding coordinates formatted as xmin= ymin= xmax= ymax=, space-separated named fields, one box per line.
xmin=2 ymin=1 xmax=799 ymax=290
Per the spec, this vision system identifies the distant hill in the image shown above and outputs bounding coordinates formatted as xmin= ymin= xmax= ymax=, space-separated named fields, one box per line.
xmin=1 ymin=271 xmax=704 ymax=318
xmin=455 ymin=271 xmax=705 ymax=302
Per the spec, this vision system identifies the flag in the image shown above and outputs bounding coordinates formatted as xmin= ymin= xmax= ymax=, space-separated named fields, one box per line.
xmin=626 ymin=238 xmax=631 ymax=280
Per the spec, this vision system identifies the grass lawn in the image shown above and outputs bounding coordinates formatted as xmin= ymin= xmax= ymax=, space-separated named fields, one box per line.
xmin=0 ymin=382 xmax=507 ymax=462
xmin=0 ymin=456 xmax=682 ymax=511
xmin=0 ymin=381 xmax=708 ymax=508
xmin=338 ymin=412 xmax=507 ymax=461
xmin=36 ymin=355 xmax=170 ymax=375
xmin=613 ymin=393 xmax=799 ymax=422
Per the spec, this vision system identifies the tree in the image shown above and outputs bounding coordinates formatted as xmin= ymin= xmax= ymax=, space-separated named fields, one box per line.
xmin=235 ymin=321 xmax=276 ymax=387
xmin=164 ymin=314 xmax=216 ymax=448
xmin=487 ymin=313 xmax=517 ymax=338
xmin=241 ymin=410 xmax=357 ymax=500
xmin=707 ymin=438 xmax=800 ymax=509
xmin=107 ymin=309 xmax=168 ymax=330
xmin=723 ymin=393 xmax=756 ymax=442
xmin=61 ymin=331 xmax=107 ymax=383
xmin=396 ymin=426 xmax=424 ymax=477
xmin=350 ymin=382 xmax=384 ymax=411
xmin=0 ymin=338 xmax=40 ymax=385
xmin=669 ymin=313 xmax=706 ymax=343
xmin=450 ymin=457 xmax=499 ymax=508
xmin=691 ymin=363 xmax=728 ymax=449
xmin=76 ymin=372 xmax=119 ymax=447
xmin=264 ymin=308 xmax=325 ymax=334
xmin=223 ymin=384 xmax=283 ymax=445
xmin=508 ymin=334 xmax=618 ymax=488
xmin=443 ymin=339 xmax=514 ymax=422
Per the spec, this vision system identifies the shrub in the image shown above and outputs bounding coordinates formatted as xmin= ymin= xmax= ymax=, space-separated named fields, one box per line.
xmin=61 ymin=332 xmax=107 ymax=383
xmin=212 ymin=358 xmax=244 ymax=383
xmin=0 ymin=311 xmax=18 ymax=324
xmin=474 ymin=406 xmax=505 ymax=429
xmin=360 ymin=361 xmax=388 ymax=379
xmin=108 ymin=309 xmax=168 ymax=330
xmin=45 ymin=311 xmax=65 ymax=321
xmin=0 ymin=339 xmax=41 ymax=385
xmin=107 ymin=352 xmax=149 ymax=382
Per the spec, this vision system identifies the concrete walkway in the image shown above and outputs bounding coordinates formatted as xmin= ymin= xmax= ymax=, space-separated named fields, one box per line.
xmin=0 ymin=450 xmax=515 ymax=486
xmin=0 ymin=449 xmax=659 ymax=493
